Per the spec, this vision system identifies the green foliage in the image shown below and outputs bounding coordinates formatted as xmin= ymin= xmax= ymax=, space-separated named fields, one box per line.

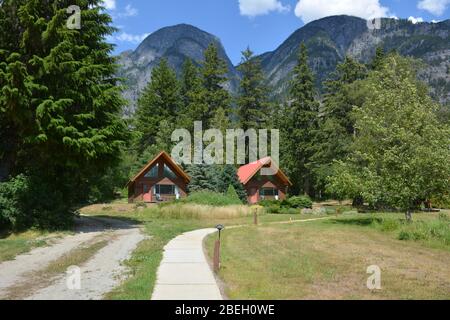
xmin=397 ymin=219 xmax=450 ymax=245
xmin=280 ymin=43 xmax=319 ymax=195
xmin=135 ymin=59 xmax=181 ymax=153
xmin=0 ymin=174 xmax=72 ymax=231
xmin=216 ymin=165 xmax=247 ymax=203
xmin=200 ymin=44 xmax=231 ymax=127
xmin=180 ymin=190 xmax=243 ymax=207
xmin=286 ymin=196 xmax=313 ymax=209
xmin=370 ymin=46 xmax=386 ymax=70
xmin=186 ymin=165 xmax=217 ymax=192
xmin=310 ymin=56 xmax=368 ymax=197
xmin=327 ymin=54 xmax=450 ymax=213
xmin=259 ymin=196 xmax=312 ymax=211
xmin=237 ymin=47 xmax=270 ymax=130
xmin=226 ymin=185 xmax=240 ymax=201
xmin=0 ymin=0 xmax=127 ymax=229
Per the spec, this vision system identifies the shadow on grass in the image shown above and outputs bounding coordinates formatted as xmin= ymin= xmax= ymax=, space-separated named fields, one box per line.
xmin=326 ymin=216 xmax=382 ymax=227
xmin=73 ymin=215 xmax=143 ymax=234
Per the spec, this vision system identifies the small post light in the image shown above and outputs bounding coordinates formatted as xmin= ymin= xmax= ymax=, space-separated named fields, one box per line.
xmin=214 ymin=224 xmax=225 ymax=272
xmin=254 ymin=208 xmax=258 ymax=225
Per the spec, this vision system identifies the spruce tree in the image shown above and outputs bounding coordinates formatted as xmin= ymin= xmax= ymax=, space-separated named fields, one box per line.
xmin=217 ymin=165 xmax=247 ymax=203
xmin=177 ymin=58 xmax=207 ymax=132
xmin=0 ymin=0 xmax=128 ymax=228
xmin=135 ymin=59 xmax=181 ymax=153
xmin=309 ymin=57 xmax=367 ymax=196
xmin=201 ymin=43 xmax=231 ymax=128
xmin=186 ymin=165 xmax=216 ymax=192
xmin=281 ymin=43 xmax=319 ymax=196
xmin=237 ymin=47 xmax=269 ymax=130
xmin=370 ymin=46 xmax=386 ymax=70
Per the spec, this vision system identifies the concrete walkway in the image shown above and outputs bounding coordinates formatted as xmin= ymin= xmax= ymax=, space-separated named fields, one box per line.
xmin=151 ymin=228 xmax=222 ymax=300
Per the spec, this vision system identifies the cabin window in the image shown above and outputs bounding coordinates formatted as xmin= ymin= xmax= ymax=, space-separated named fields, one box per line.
xmin=259 ymin=188 xmax=278 ymax=197
xmin=256 ymin=171 xmax=275 ymax=182
xmin=154 ymin=184 xmax=175 ymax=195
xmin=145 ymin=164 xmax=159 ymax=178
xmin=164 ymin=164 xmax=177 ymax=180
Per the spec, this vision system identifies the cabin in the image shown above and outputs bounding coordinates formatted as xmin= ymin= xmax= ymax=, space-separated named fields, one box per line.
xmin=237 ymin=157 xmax=293 ymax=204
xmin=127 ymin=151 xmax=190 ymax=203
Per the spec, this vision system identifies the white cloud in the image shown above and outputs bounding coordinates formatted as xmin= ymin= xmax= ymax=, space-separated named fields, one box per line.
xmin=114 ymin=32 xmax=149 ymax=44
xmin=124 ymin=4 xmax=138 ymax=17
xmin=102 ymin=0 xmax=116 ymax=10
xmin=294 ymin=0 xmax=390 ymax=23
xmin=408 ymin=16 xmax=424 ymax=24
xmin=239 ymin=0 xmax=290 ymax=17
xmin=418 ymin=0 xmax=450 ymax=16
xmin=116 ymin=4 xmax=138 ymax=18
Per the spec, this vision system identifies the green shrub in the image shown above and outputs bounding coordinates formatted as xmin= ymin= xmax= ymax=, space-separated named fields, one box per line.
xmin=286 ymin=196 xmax=313 ymax=209
xmin=0 ymin=174 xmax=73 ymax=231
xmin=259 ymin=200 xmax=280 ymax=208
xmin=266 ymin=205 xmax=282 ymax=214
xmin=226 ymin=185 xmax=240 ymax=201
xmin=397 ymin=219 xmax=450 ymax=245
xmin=181 ymin=190 xmax=243 ymax=207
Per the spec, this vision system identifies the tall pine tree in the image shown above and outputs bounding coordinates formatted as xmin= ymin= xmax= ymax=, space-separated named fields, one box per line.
xmin=134 ymin=58 xmax=181 ymax=153
xmin=0 ymin=0 xmax=127 ymax=228
xmin=201 ymin=43 xmax=231 ymax=128
xmin=309 ymin=57 xmax=367 ymax=197
xmin=237 ymin=47 xmax=269 ymax=130
xmin=280 ymin=43 xmax=319 ymax=196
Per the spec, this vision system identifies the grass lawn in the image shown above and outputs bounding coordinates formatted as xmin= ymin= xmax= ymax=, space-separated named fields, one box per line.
xmin=206 ymin=212 xmax=450 ymax=300
xmin=0 ymin=230 xmax=69 ymax=263
xmin=81 ymin=203 xmax=317 ymax=300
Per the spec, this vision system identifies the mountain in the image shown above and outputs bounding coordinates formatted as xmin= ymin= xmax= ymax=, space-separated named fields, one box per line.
xmin=258 ymin=15 xmax=450 ymax=103
xmin=118 ymin=24 xmax=239 ymax=115
xmin=118 ymin=16 xmax=450 ymax=115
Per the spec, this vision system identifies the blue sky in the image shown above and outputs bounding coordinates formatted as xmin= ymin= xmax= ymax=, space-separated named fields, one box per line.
xmin=104 ymin=0 xmax=450 ymax=64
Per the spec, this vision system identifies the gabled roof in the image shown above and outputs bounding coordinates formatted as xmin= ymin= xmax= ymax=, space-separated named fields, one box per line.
xmin=237 ymin=157 xmax=293 ymax=186
xmin=127 ymin=151 xmax=190 ymax=186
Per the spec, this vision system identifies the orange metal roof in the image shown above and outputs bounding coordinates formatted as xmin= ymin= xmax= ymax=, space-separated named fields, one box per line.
xmin=127 ymin=151 xmax=190 ymax=186
xmin=237 ymin=157 xmax=293 ymax=186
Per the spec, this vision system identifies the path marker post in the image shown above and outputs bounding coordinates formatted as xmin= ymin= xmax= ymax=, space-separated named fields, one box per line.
xmin=214 ymin=224 xmax=224 ymax=272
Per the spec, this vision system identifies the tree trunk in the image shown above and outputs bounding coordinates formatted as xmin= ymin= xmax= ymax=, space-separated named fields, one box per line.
xmin=405 ymin=210 xmax=413 ymax=222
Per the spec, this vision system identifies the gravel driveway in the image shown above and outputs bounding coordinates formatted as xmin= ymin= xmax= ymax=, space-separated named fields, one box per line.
xmin=0 ymin=216 xmax=145 ymax=300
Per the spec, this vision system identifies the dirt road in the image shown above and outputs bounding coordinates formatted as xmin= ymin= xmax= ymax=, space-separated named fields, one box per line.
xmin=0 ymin=216 xmax=145 ymax=300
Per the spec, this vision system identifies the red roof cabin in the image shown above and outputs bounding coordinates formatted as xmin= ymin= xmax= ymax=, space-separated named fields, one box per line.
xmin=238 ymin=157 xmax=293 ymax=204
xmin=127 ymin=151 xmax=190 ymax=203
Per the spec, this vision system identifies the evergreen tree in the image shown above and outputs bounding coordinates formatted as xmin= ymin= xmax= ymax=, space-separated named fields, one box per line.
xmin=226 ymin=185 xmax=240 ymax=201
xmin=280 ymin=43 xmax=319 ymax=196
xmin=217 ymin=165 xmax=247 ymax=202
xmin=310 ymin=57 xmax=367 ymax=197
xmin=237 ymin=47 xmax=269 ymax=130
xmin=201 ymin=43 xmax=231 ymax=128
xmin=180 ymin=59 xmax=200 ymax=108
xmin=132 ymin=120 xmax=175 ymax=174
xmin=370 ymin=46 xmax=386 ymax=70
xmin=135 ymin=59 xmax=181 ymax=153
xmin=0 ymin=0 xmax=128 ymax=228
xmin=177 ymin=58 xmax=207 ymax=132
xmin=327 ymin=55 xmax=450 ymax=220
xmin=186 ymin=165 xmax=216 ymax=192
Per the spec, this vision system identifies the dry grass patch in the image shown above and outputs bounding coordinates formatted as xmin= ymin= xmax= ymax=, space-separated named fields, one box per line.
xmin=158 ymin=204 xmax=254 ymax=220
xmin=206 ymin=216 xmax=450 ymax=300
